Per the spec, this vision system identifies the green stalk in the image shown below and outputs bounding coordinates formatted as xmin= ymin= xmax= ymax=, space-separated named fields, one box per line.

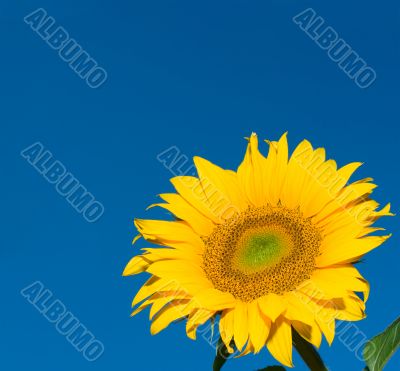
xmin=292 ymin=328 xmax=327 ymax=371
xmin=213 ymin=337 xmax=231 ymax=371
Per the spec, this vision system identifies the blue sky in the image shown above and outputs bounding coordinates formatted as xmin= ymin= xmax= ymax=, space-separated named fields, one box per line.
xmin=2 ymin=1 xmax=399 ymax=370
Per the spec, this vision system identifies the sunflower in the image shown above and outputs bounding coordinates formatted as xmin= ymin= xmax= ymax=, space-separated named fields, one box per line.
xmin=123 ymin=133 xmax=392 ymax=367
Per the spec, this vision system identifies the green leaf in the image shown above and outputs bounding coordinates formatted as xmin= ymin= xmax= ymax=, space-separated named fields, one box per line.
xmin=364 ymin=316 xmax=400 ymax=371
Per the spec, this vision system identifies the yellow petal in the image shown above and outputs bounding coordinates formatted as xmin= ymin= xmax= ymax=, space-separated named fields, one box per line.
xmin=122 ymin=255 xmax=150 ymax=276
xmin=280 ymin=140 xmax=313 ymax=209
xmin=267 ymin=316 xmax=293 ymax=367
xmin=134 ymin=219 xmax=204 ymax=247
xmin=285 ymin=292 xmax=315 ymax=327
xmin=269 ymin=132 xmax=289 ymax=204
xmin=288 ymin=290 xmax=336 ymax=345
xmin=146 ymin=290 xmax=191 ymax=320
xmin=316 ymin=315 xmax=335 ymax=346
xmin=237 ymin=133 xmax=270 ymax=207
xmin=367 ymin=203 xmax=394 ymax=223
xmin=132 ymin=234 xmax=141 ymax=244
xmin=248 ymin=300 xmax=271 ymax=353
xmin=309 ymin=293 xmax=365 ymax=322
xmin=150 ymin=301 xmax=192 ymax=335
xmin=148 ymin=297 xmax=170 ymax=320
xmin=235 ymin=339 xmax=254 ymax=358
xmin=146 ymin=260 xmax=211 ymax=289
xmin=281 ymin=141 xmax=349 ymax=217
xmin=316 ymin=235 xmax=391 ymax=267
xmin=297 ymin=147 xmax=325 ymax=207
xmin=132 ymin=277 xmax=177 ymax=307
xmin=186 ymin=309 xmax=215 ymax=340
xmin=186 ymin=323 xmax=197 ymax=341
xmin=283 ymin=293 xmax=323 ymax=347
xmin=150 ymin=193 xmax=215 ymax=235
xmin=233 ymin=301 xmax=248 ymax=351
xmin=258 ymin=293 xmax=287 ymax=321
xmin=314 ymin=181 xmax=377 ymax=224
xmin=308 ymin=265 xmax=370 ymax=302
xmin=171 ymin=176 xmax=222 ymax=224
xmin=219 ymin=309 xmax=235 ymax=353
xmin=292 ymin=320 xmax=322 ymax=348
xmin=191 ymin=288 xmax=237 ymax=311
xmin=301 ymin=159 xmax=339 ymax=217
xmin=131 ymin=299 xmax=152 ymax=317
xmin=164 ymin=240 xmax=204 ymax=255
xmin=141 ymin=247 xmax=201 ymax=264
xmin=332 ymin=162 xmax=363 ymax=192
xmin=194 ymin=156 xmax=247 ymax=219
xmin=317 ymin=198 xmax=379 ymax=239
xmin=333 ymin=295 xmax=366 ymax=321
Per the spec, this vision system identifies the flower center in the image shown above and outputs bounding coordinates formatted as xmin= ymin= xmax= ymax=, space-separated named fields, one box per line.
xmin=202 ymin=205 xmax=322 ymax=302
xmin=234 ymin=228 xmax=292 ymax=273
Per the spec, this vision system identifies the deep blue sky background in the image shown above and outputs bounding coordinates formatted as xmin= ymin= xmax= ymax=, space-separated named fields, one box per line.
xmin=2 ymin=1 xmax=399 ymax=370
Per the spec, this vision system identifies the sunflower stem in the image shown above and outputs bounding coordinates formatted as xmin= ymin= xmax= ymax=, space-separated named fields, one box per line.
xmin=292 ymin=328 xmax=327 ymax=371
xmin=213 ymin=337 xmax=231 ymax=371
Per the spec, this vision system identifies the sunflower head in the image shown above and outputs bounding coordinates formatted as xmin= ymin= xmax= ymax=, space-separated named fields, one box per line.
xmin=123 ymin=133 xmax=392 ymax=367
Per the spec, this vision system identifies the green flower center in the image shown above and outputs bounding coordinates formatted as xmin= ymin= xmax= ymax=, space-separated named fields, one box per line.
xmin=239 ymin=233 xmax=286 ymax=270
